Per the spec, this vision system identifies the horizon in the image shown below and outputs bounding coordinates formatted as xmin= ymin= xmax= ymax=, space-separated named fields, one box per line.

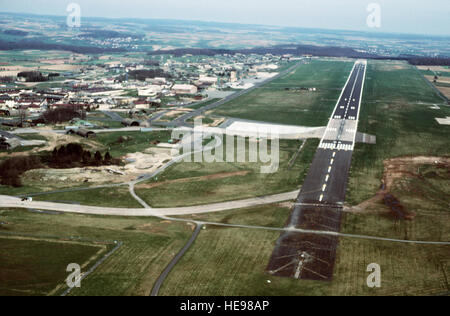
xmin=1 ymin=10 xmax=449 ymax=40
xmin=0 ymin=0 xmax=449 ymax=37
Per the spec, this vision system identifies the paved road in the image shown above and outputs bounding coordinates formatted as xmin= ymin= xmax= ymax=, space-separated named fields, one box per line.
xmin=0 ymin=190 xmax=299 ymax=216
xmin=267 ymin=60 xmax=368 ymax=281
xmin=10 ymin=126 xmax=171 ymax=135
xmin=150 ymin=224 xmax=203 ymax=296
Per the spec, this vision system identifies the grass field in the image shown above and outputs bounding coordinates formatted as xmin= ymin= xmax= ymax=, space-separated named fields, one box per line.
xmin=0 ymin=236 xmax=105 ymax=296
xmin=187 ymin=98 xmax=222 ymax=110
xmin=177 ymin=203 xmax=291 ymax=228
xmin=94 ymin=131 xmax=172 ymax=157
xmin=135 ymin=138 xmax=318 ymax=208
xmin=419 ymin=69 xmax=450 ymax=78
xmin=159 ymin=226 xmax=449 ymax=296
xmin=347 ymin=60 xmax=450 ymax=205
xmin=211 ymin=59 xmax=354 ymax=126
xmin=0 ymin=208 xmax=193 ymax=296
xmin=33 ymin=186 xmax=143 ymax=209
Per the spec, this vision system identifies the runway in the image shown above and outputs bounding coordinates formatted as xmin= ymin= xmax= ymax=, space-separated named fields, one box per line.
xmin=267 ymin=60 xmax=367 ymax=281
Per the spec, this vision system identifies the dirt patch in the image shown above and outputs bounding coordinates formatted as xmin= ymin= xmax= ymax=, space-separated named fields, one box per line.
xmin=40 ymin=64 xmax=82 ymax=71
xmin=0 ymin=131 xmax=90 ymax=159
xmin=23 ymin=166 xmax=132 ymax=187
xmin=417 ymin=65 xmax=450 ymax=73
xmin=345 ymin=156 xmax=450 ymax=216
xmin=137 ymin=171 xmax=250 ymax=190
xmin=124 ymin=147 xmax=172 ymax=173
xmin=191 ymin=115 xmax=225 ymax=127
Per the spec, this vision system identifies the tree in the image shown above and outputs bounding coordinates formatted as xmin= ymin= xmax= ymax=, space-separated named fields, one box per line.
xmin=94 ymin=151 xmax=103 ymax=166
xmin=82 ymin=150 xmax=92 ymax=165
xmin=104 ymin=152 xmax=112 ymax=165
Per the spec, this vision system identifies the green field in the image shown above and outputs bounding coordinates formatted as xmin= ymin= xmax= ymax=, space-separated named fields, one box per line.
xmin=159 ymin=226 xmax=449 ymax=296
xmin=94 ymin=131 xmax=172 ymax=157
xmin=419 ymin=69 xmax=450 ymax=78
xmin=0 ymin=237 xmax=104 ymax=296
xmin=346 ymin=60 xmax=450 ymax=205
xmin=33 ymin=186 xmax=143 ymax=209
xmin=0 ymin=208 xmax=193 ymax=296
xmin=211 ymin=59 xmax=354 ymax=126
xmin=187 ymin=98 xmax=222 ymax=110
xmin=177 ymin=203 xmax=291 ymax=228
xmin=135 ymin=138 xmax=318 ymax=208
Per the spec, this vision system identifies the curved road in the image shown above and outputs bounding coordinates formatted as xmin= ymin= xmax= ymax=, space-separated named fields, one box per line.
xmin=150 ymin=223 xmax=203 ymax=296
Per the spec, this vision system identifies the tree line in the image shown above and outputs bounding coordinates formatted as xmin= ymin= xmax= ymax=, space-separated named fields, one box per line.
xmin=49 ymin=143 xmax=116 ymax=168
xmin=0 ymin=143 xmax=118 ymax=187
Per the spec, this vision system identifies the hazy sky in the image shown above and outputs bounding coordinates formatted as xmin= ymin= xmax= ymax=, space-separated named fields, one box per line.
xmin=1 ymin=0 xmax=449 ymax=36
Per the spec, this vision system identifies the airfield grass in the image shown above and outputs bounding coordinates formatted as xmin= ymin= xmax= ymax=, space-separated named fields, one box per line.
xmin=0 ymin=236 xmax=104 ymax=296
xmin=89 ymin=120 xmax=124 ymax=129
xmin=135 ymin=138 xmax=318 ymax=208
xmin=176 ymin=203 xmax=291 ymax=228
xmin=0 ymin=184 xmax=53 ymax=197
xmin=94 ymin=130 xmax=172 ymax=157
xmin=159 ymin=226 xmax=449 ymax=296
xmin=187 ymin=98 xmax=222 ymax=110
xmin=32 ymin=187 xmax=143 ymax=209
xmin=211 ymin=59 xmax=354 ymax=126
xmin=346 ymin=60 xmax=450 ymax=206
xmin=0 ymin=208 xmax=193 ymax=296
xmin=15 ymin=134 xmax=48 ymax=141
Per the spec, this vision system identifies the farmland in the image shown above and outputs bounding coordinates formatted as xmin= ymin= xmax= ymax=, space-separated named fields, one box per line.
xmin=0 ymin=236 xmax=105 ymax=296
xmin=0 ymin=208 xmax=193 ymax=296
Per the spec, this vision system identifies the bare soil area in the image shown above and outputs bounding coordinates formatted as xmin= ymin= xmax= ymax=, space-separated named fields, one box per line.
xmin=345 ymin=156 xmax=450 ymax=215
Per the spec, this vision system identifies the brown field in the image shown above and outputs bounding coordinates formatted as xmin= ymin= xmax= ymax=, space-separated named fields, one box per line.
xmin=39 ymin=64 xmax=82 ymax=71
xmin=418 ymin=66 xmax=450 ymax=73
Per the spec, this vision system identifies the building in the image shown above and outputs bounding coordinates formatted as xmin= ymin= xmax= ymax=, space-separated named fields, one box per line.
xmin=171 ymin=84 xmax=198 ymax=95
xmin=121 ymin=118 xmax=142 ymax=127
xmin=138 ymin=85 xmax=163 ymax=97
xmin=197 ymin=75 xmax=218 ymax=86
xmin=66 ymin=128 xmax=96 ymax=138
